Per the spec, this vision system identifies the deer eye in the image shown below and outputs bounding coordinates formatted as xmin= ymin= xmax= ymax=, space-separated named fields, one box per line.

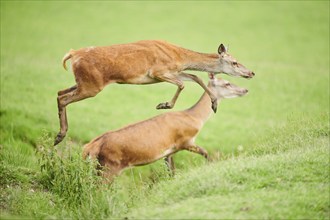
xmin=225 ymin=83 xmax=230 ymax=86
xmin=233 ymin=62 xmax=238 ymax=66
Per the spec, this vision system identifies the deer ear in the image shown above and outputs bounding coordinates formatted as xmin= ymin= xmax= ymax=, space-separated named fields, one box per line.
xmin=218 ymin=43 xmax=227 ymax=54
xmin=208 ymin=72 xmax=215 ymax=80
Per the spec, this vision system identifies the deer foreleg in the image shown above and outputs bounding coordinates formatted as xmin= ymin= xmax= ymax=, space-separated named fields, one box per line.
xmin=184 ymin=145 xmax=210 ymax=161
xmin=164 ymin=155 xmax=175 ymax=176
xmin=179 ymin=72 xmax=218 ymax=113
xmin=156 ymin=86 xmax=183 ymax=109
xmin=153 ymin=73 xmax=184 ymax=110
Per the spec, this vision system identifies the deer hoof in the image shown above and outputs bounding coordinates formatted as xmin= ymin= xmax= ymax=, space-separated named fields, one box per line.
xmin=54 ymin=133 xmax=65 ymax=146
xmin=211 ymin=100 xmax=218 ymax=113
xmin=156 ymin=102 xmax=172 ymax=110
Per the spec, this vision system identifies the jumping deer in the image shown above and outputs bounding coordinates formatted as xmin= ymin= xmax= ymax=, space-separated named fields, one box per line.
xmin=83 ymin=73 xmax=248 ymax=181
xmin=56 ymin=40 xmax=254 ymax=145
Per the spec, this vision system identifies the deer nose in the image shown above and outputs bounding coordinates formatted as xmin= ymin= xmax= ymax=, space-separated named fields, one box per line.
xmin=244 ymin=89 xmax=248 ymax=93
xmin=251 ymin=72 xmax=255 ymax=76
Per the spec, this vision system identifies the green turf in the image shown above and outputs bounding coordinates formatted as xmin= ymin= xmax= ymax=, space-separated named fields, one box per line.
xmin=1 ymin=1 xmax=329 ymax=219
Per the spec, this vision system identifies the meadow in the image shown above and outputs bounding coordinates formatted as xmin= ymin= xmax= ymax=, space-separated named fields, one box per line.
xmin=0 ymin=1 xmax=329 ymax=219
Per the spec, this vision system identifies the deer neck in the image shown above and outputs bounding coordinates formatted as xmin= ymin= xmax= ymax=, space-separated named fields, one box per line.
xmin=182 ymin=50 xmax=220 ymax=72
xmin=186 ymin=87 xmax=221 ymax=124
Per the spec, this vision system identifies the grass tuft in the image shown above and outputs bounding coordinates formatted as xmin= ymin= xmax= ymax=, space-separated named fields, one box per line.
xmin=35 ymin=133 xmax=123 ymax=219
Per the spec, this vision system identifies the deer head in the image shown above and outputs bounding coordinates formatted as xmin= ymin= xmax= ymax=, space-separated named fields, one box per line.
xmin=216 ymin=44 xmax=255 ymax=79
xmin=208 ymin=73 xmax=248 ymax=99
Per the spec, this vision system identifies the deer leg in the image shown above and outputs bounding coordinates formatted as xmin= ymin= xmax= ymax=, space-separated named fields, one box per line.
xmin=57 ymin=85 xmax=77 ymax=96
xmin=100 ymin=162 xmax=124 ymax=184
xmin=184 ymin=145 xmax=210 ymax=161
xmin=55 ymin=98 xmax=68 ymax=146
xmin=101 ymin=167 xmax=119 ymax=185
xmin=179 ymin=72 xmax=218 ymax=113
xmin=54 ymin=86 xmax=101 ymax=146
xmin=164 ymin=155 xmax=175 ymax=176
xmin=156 ymin=86 xmax=183 ymax=109
xmin=153 ymin=74 xmax=184 ymax=110
xmin=54 ymin=85 xmax=78 ymax=145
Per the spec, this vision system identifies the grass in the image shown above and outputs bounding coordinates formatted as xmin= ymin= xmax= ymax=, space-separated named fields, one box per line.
xmin=126 ymin=138 xmax=329 ymax=219
xmin=1 ymin=1 xmax=329 ymax=219
xmin=124 ymin=113 xmax=330 ymax=219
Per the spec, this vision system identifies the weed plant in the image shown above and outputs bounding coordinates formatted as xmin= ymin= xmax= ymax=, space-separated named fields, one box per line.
xmin=36 ymin=134 xmax=123 ymax=219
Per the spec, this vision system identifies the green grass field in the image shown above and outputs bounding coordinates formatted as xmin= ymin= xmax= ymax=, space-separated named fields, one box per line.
xmin=1 ymin=1 xmax=329 ymax=219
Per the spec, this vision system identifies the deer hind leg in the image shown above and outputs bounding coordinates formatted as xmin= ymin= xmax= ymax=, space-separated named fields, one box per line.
xmin=101 ymin=166 xmax=122 ymax=184
xmin=179 ymin=72 xmax=218 ymax=113
xmin=99 ymin=161 xmax=124 ymax=184
xmin=57 ymin=85 xmax=77 ymax=96
xmin=153 ymin=73 xmax=184 ymax=110
xmin=164 ymin=155 xmax=175 ymax=176
xmin=54 ymin=85 xmax=101 ymax=146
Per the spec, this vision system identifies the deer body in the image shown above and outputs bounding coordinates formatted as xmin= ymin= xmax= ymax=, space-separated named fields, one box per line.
xmin=66 ymin=41 xmax=201 ymax=84
xmin=83 ymin=75 xmax=248 ymax=180
xmin=56 ymin=40 xmax=254 ymax=145
xmin=64 ymin=40 xmax=242 ymax=86
xmin=84 ymin=111 xmax=200 ymax=168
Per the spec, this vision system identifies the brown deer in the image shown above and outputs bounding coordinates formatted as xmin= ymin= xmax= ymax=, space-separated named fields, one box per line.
xmin=55 ymin=40 xmax=254 ymax=145
xmin=82 ymin=73 xmax=248 ymax=181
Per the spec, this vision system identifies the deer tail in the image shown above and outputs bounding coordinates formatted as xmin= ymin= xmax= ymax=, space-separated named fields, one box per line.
xmin=62 ymin=49 xmax=74 ymax=71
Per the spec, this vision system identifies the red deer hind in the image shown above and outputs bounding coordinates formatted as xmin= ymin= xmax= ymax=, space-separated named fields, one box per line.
xmin=83 ymin=74 xmax=248 ymax=181
xmin=55 ymin=40 xmax=254 ymax=145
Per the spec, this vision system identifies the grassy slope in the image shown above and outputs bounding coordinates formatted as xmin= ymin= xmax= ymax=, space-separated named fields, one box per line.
xmin=125 ymin=116 xmax=329 ymax=219
xmin=1 ymin=1 xmax=329 ymax=219
xmin=127 ymin=144 xmax=329 ymax=219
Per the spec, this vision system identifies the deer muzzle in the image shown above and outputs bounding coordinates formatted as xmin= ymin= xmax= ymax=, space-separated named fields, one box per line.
xmin=243 ymin=71 xmax=255 ymax=79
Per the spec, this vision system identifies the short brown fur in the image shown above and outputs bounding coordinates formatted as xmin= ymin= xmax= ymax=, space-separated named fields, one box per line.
xmin=83 ymin=75 xmax=248 ymax=181
xmin=55 ymin=40 xmax=254 ymax=145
